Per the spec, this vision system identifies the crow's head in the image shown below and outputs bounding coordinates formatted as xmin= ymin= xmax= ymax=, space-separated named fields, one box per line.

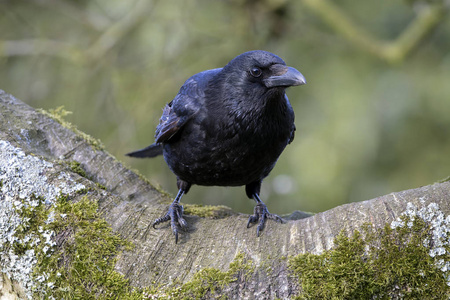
xmin=221 ymin=50 xmax=306 ymax=100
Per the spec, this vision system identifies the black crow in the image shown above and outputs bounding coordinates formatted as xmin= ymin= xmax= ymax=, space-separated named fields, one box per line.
xmin=127 ymin=50 xmax=306 ymax=243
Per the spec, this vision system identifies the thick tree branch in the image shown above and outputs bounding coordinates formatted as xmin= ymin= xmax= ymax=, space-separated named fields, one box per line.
xmin=1 ymin=89 xmax=449 ymax=298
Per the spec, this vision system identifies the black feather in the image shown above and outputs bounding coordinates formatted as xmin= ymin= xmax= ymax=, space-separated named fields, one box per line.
xmin=126 ymin=143 xmax=163 ymax=158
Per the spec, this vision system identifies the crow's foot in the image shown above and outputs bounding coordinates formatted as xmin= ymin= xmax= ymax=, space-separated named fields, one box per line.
xmin=153 ymin=202 xmax=188 ymax=243
xmin=247 ymin=202 xmax=283 ymax=237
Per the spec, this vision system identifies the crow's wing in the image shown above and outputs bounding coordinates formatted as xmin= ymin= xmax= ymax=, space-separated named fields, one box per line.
xmin=285 ymin=95 xmax=296 ymax=145
xmin=289 ymin=124 xmax=296 ymax=144
xmin=155 ymin=68 xmax=221 ymax=143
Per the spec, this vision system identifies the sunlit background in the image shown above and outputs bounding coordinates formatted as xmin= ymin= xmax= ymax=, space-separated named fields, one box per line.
xmin=1 ymin=0 xmax=449 ymax=215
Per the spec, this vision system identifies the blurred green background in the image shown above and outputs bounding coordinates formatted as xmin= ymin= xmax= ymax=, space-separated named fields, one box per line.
xmin=1 ymin=0 xmax=449 ymax=215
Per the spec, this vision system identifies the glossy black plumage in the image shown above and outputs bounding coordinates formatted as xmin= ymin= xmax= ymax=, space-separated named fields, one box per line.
xmin=127 ymin=50 xmax=306 ymax=243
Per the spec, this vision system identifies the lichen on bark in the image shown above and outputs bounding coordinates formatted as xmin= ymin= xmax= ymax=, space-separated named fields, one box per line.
xmin=289 ymin=201 xmax=450 ymax=299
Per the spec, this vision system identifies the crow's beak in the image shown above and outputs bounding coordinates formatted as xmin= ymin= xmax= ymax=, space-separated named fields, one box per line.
xmin=264 ymin=65 xmax=306 ymax=88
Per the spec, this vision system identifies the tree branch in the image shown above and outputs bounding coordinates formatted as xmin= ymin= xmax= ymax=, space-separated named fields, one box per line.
xmin=1 ymin=88 xmax=450 ymax=298
xmin=0 ymin=0 xmax=155 ymax=64
xmin=302 ymin=0 xmax=447 ymax=63
xmin=85 ymin=0 xmax=155 ymax=62
xmin=0 ymin=39 xmax=82 ymax=62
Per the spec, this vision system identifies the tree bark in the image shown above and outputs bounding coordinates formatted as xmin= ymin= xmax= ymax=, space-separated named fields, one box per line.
xmin=1 ymin=89 xmax=449 ymax=299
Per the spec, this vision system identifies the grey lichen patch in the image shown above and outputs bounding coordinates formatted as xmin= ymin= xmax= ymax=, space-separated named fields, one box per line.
xmin=184 ymin=204 xmax=236 ymax=218
xmin=391 ymin=200 xmax=450 ymax=278
xmin=18 ymin=195 xmax=138 ymax=299
xmin=0 ymin=140 xmax=86 ymax=299
xmin=0 ymin=140 xmax=86 ymax=203
xmin=0 ymin=140 xmax=146 ymax=299
xmin=36 ymin=106 xmax=104 ymax=151
xmin=289 ymin=200 xmax=450 ymax=299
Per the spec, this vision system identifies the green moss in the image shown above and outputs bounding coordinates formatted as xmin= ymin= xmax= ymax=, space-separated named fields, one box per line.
xmin=139 ymin=252 xmax=253 ymax=300
xmin=13 ymin=194 xmax=142 ymax=299
xmin=184 ymin=204 xmax=235 ymax=218
xmin=437 ymin=175 xmax=450 ymax=183
xmin=63 ymin=160 xmax=108 ymax=191
xmin=10 ymin=194 xmax=254 ymax=299
xmin=228 ymin=252 xmax=255 ymax=281
xmin=96 ymin=182 xmax=107 ymax=190
xmin=174 ymin=267 xmax=235 ymax=299
xmin=169 ymin=252 xmax=254 ymax=300
xmin=68 ymin=161 xmax=86 ymax=178
xmin=75 ymin=187 xmax=89 ymax=195
xmin=289 ymin=215 xmax=450 ymax=299
xmin=37 ymin=106 xmax=104 ymax=150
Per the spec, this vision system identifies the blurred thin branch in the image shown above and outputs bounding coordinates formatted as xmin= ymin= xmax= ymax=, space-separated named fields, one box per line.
xmin=0 ymin=39 xmax=82 ymax=62
xmin=0 ymin=0 xmax=155 ymax=65
xmin=30 ymin=0 xmax=113 ymax=30
xmin=302 ymin=0 xmax=447 ymax=63
xmin=85 ymin=0 xmax=155 ymax=62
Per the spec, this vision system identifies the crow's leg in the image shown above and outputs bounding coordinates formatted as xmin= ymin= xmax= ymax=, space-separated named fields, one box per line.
xmin=247 ymin=193 xmax=284 ymax=237
xmin=153 ymin=189 xmax=188 ymax=243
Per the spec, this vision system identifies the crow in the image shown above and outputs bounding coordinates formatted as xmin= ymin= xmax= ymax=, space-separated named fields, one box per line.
xmin=127 ymin=50 xmax=306 ymax=243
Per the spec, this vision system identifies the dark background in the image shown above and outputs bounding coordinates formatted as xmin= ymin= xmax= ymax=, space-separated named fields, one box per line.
xmin=1 ymin=0 xmax=449 ymax=215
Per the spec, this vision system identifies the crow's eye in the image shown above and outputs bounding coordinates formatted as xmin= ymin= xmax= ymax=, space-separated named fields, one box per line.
xmin=250 ymin=67 xmax=262 ymax=78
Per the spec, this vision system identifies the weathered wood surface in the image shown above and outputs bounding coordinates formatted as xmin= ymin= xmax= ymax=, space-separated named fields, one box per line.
xmin=1 ymin=89 xmax=449 ymax=299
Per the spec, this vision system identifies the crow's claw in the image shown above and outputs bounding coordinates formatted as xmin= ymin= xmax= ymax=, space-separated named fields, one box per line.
xmin=247 ymin=202 xmax=284 ymax=237
xmin=247 ymin=215 xmax=259 ymax=228
xmin=152 ymin=214 xmax=170 ymax=229
xmin=152 ymin=202 xmax=187 ymax=243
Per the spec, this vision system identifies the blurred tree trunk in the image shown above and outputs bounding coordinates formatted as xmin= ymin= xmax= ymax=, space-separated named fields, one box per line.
xmin=1 ymin=90 xmax=449 ymax=299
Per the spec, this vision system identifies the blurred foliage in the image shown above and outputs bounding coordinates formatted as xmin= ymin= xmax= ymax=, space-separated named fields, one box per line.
xmin=0 ymin=0 xmax=449 ymax=214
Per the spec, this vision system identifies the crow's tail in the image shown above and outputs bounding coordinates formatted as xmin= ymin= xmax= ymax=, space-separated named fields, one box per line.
xmin=126 ymin=143 xmax=163 ymax=158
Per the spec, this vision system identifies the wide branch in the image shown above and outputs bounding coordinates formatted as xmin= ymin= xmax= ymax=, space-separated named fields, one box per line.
xmin=1 ymin=90 xmax=449 ymax=298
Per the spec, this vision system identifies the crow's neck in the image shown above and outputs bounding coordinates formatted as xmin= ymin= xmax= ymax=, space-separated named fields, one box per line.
xmin=207 ymin=74 xmax=288 ymax=122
